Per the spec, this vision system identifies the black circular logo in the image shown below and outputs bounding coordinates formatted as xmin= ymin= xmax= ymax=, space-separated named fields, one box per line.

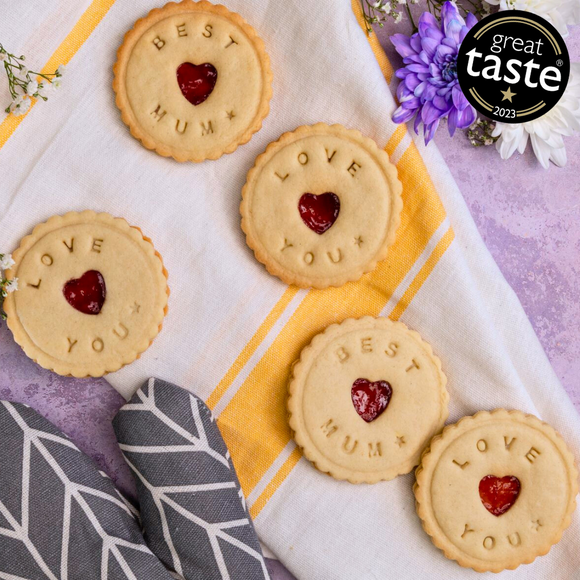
xmin=457 ymin=10 xmax=570 ymax=124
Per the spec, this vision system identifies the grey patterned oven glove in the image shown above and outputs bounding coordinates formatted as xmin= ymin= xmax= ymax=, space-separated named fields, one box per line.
xmin=0 ymin=378 xmax=269 ymax=580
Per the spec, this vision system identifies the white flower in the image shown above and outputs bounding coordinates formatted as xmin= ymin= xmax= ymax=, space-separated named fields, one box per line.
xmin=11 ymin=95 xmax=31 ymax=116
xmin=37 ymin=82 xmax=52 ymax=98
xmin=394 ymin=10 xmax=403 ymax=22
xmin=0 ymin=52 xmax=6 ymax=63
xmin=492 ymin=63 xmax=580 ymax=168
xmin=484 ymin=0 xmax=576 ymax=37
xmin=0 ymin=254 xmax=15 ymax=271
xmin=20 ymin=65 xmax=29 ymax=77
xmin=4 ymin=279 xmax=18 ymax=293
xmin=398 ymin=0 xmax=407 ymax=4
xmin=26 ymin=79 xmax=38 ymax=95
xmin=52 ymin=77 xmax=63 ymax=90
xmin=56 ymin=64 xmax=66 ymax=77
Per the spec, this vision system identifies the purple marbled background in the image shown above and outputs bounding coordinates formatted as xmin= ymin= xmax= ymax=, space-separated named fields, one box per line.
xmin=0 ymin=8 xmax=578 ymax=580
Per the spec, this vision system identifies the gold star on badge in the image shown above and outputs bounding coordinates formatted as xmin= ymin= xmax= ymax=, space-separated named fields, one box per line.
xmin=500 ymin=87 xmax=517 ymax=103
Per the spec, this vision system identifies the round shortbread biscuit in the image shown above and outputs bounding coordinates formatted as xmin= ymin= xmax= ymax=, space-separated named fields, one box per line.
xmin=287 ymin=317 xmax=448 ymax=483
xmin=4 ymin=211 xmax=169 ymax=377
xmin=241 ymin=124 xmax=402 ymax=289
xmin=113 ymin=0 xmax=272 ymax=162
xmin=414 ymin=409 xmax=578 ymax=573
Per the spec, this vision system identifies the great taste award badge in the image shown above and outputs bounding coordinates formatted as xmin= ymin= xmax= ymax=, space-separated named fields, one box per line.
xmin=457 ymin=11 xmax=570 ymax=123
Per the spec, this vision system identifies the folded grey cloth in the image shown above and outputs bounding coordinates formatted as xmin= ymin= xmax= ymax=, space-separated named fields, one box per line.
xmin=113 ymin=378 xmax=269 ymax=580
xmin=0 ymin=378 xmax=268 ymax=580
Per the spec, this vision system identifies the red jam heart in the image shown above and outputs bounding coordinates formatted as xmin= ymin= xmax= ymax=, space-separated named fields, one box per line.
xmin=298 ymin=192 xmax=340 ymax=235
xmin=176 ymin=62 xmax=218 ymax=106
xmin=63 ymin=270 xmax=106 ymax=315
xmin=351 ymin=378 xmax=392 ymax=423
xmin=479 ymin=475 xmax=521 ymax=516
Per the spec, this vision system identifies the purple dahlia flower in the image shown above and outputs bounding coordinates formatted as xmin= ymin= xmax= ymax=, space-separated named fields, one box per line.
xmin=391 ymin=2 xmax=477 ymax=145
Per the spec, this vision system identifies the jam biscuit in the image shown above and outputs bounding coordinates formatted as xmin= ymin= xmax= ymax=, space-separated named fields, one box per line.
xmin=241 ymin=124 xmax=402 ymax=288
xmin=287 ymin=317 xmax=448 ymax=483
xmin=414 ymin=409 xmax=578 ymax=572
xmin=4 ymin=211 xmax=169 ymax=377
xmin=114 ymin=0 xmax=272 ymax=162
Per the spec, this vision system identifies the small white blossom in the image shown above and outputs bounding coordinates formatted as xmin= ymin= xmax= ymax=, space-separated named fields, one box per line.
xmin=52 ymin=77 xmax=63 ymax=90
xmin=394 ymin=10 xmax=403 ymax=22
xmin=56 ymin=64 xmax=66 ymax=76
xmin=4 ymin=279 xmax=18 ymax=293
xmin=398 ymin=0 xmax=407 ymax=5
xmin=0 ymin=254 xmax=15 ymax=271
xmin=36 ymin=82 xmax=51 ymax=98
xmin=0 ymin=52 xmax=6 ymax=63
xmin=20 ymin=66 xmax=29 ymax=77
xmin=12 ymin=96 xmax=31 ymax=116
xmin=26 ymin=79 xmax=38 ymax=95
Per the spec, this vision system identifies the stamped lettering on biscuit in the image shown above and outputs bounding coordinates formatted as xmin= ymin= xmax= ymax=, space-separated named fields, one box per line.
xmin=152 ymin=36 xmax=165 ymax=50
xmin=41 ymin=254 xmax=53 ymax=266
xmin=321 ymin=419 xmax=338 ymax=438
xmin=226 ymin=110 xmax=235 ymax=120
xmin=385 ymin=342 xmax=398 ymax=358
xmin=92 ymin=239 xmax=103 ymax=253
xmin=406 ymin=358 xmax=420 ymax=372
xmin=461 ymin=524 xmax=474 ymax=538
xmin=336 ymin=346 xmax=349 ymax=363
xmin=28 ymin=279 xmax=42 ymax=289
xmin=175 ymin=119 xmax=188 ymax=134
xmin=453 ymin=459 xmax=470 ymax=469
xmin=225 ymin=35 xmax=238 ymax=48
xmin=525 ymin=446 xmax=541 ymax=463
xmin=342 ymin=436 xmax=358 ymax=454
xmin=348 ymin=160 xmax=361 ymax=176
xmin=202 ymin=24 xmax=213 ymax=38
xmin=151 ymin=105 xmax=167 ymax=122
xmin=67 ymin=338 xmax=77 ymax=353
xmin=201 ymin=121 xmax=214 ymax=136
xmin=368 ymin=442 xmax=382 ymax=458
xmin=298 ymin=152 xmax=309 ymax=165
xmin=361 ymin=337 xmax=372 ymax=353
xmin=63 ymin=239 xmax=74 ymax=252
xmin=176 ymin=23 xmax=187 ymax=37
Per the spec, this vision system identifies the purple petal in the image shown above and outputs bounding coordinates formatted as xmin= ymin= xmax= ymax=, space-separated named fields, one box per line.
xmin=393 ymin=105 xmax=416 ymax=125
xmin=466 ymin=13 xmax=478 ymax=29
xmin=456 ymin=105 xmax=477 ymax=128
xmin=418 ymin=12 xmax=440 ymax=37
xmin=410 ymin=34 xmax=422 ymax=53
xmin=414 ymin=111 xmax=423 ymax=135
xmin=404 ymin=73 xmax=421 ymax=91
xmin=423 ymin=83 xmax=438 ymax=101
xmin=424 ymin=119 xmax=440 ymax=145
xmin=433 ymin=94 xmax=451 ymax=112
xmin=452 ymin=84 xmax=469 ymax=111
xmin=391 ymin=34 xmax=417 ymax=58
xmin=421 ymin=37 xmax=440 ymax=60
xmin=396 ymin=68 xmax=411 ymax=79
xmin=397 ymin=81 xmax=412 ymax=101
xmin=407 ymin=63 xmax=430 ymax=73
xmin=414 ymin=81 xmax=427 ymax=97
xmin=441 ymin=1 xmax=465 ymax=32
xmin=421 ymin=100 xmax=442 ymax=124
xmin=448 ymin=108 xmax=459 ymax=136
xmin=425 ymin=26 xmax=445 ymax=42
xmin=435 ymin=44 xmax=455 ymax=60
xmin=402 ymin=96 xmax=421 ymax=109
